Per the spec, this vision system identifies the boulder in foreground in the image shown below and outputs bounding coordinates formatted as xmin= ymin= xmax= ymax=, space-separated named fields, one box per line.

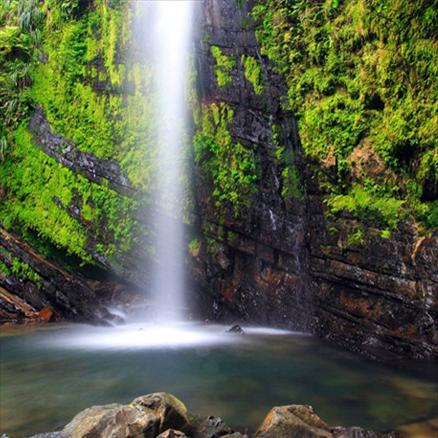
xmin=26 ymin=394 xmax=403 ymax=438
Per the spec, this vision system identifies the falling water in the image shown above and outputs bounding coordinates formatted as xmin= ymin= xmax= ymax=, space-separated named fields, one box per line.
xmin=135 ymin=1 xmax=195 ymax=322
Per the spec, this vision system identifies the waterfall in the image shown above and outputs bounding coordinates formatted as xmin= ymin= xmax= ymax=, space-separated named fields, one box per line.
xmin=134 ymin=0 xmax=195 ymax=322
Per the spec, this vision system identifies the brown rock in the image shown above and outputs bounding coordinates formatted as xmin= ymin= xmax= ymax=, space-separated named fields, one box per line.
xmin=348 ymin=140 xmax=387 ymax=180
xmin=37 ymin=306 xmax=54 ymax=322
xmin=132 ymin=392 xmax=189 ymax=433
xmin=255 ymin=405 xmax=333 ymax=438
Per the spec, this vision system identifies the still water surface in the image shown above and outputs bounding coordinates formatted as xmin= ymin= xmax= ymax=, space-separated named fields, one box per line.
xmin=0 ymin=323 xmax=437 ymax=437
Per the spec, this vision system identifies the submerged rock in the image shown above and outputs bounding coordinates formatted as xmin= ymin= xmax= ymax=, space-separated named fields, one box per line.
xmin=254 ymin=405 xmax=332 ymax=438
xmin=397 ymin=417 xmax=438 ymax=437
xmin=332 ymin=427 xmax=402 ymax=437
xmin=226 ymin=324 xmax=245 ymax=334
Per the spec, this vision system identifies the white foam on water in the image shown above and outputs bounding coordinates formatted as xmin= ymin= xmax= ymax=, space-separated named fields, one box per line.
xmin=38 ymin=323 xmax=306 ymax=350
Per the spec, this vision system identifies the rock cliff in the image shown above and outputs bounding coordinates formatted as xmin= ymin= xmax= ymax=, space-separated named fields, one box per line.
xmin=189 ymin=0 xmax=438 ymax=361
xmin=0 ymin=0 xmax=436 ymax=361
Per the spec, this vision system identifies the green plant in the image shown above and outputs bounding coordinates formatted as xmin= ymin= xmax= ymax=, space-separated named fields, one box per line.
xmin=252 ymin=0 xmax=438 ymax=230
xmin=326 ymin=185 xmax=405 ymax=229
xmin=188 ymin=238 xmax=201 ymax=255
xmin=211 ymin=46 xmax=235 ymax=88
xmin=347 ymin=228 xmax=365 ymax=247
xmin=194 ymin=103 xmax=259 ymax=217
xmin=10 ymin=257 xmax=42 ymax=288
xmin=380 ymin=229 xmax=391 ymax=239
xmin=241 ymin=54 xmax=264 ymax=95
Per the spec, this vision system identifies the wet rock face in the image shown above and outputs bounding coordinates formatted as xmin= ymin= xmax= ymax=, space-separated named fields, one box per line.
xmin=191 ymin=0 xmax=438 ymax=361
xmin=0 ymin=227 xmax=133 ymax=324
xmin=29 ymin=108 xmax=134 ymax=197
xmin=309 ymin=213 xmax=438 ymax=360
xmin=191 ymin=0 xmax=312 ymax=333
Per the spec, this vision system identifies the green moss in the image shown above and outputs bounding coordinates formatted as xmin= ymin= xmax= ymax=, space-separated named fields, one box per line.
xmin=252 ymin=0 xmax=438 ymax=230
xmin=272 ymin=126 xmax=304 ymax=201
xmin=0 ymin=124 xmax=140 ymax=264
xmin=211 ymin=46 xmax=235 ymax=88
xmin=241 ymin=54 xmax=264 ymax=95
xmin=0 ymin=125 xmax=90 ymax=260
xmin=0 ymin=260 xmax=11 ymax=276
xmin=300 ymin=94 xmax=365 ymax=167
xmin=10 ymin=257 xmax=42 ymax=288
xmin=347 ymin=228 xmax=365 ymax=247
xmin=326 ymin=185 xmax=405 ymax=229
xmin=275 ymin=146 xmax=304 ymax=201
xmin=0 ymin=247 xmax=42 ymax=288
xmin=194 ymin=103 xmax=258 ymax=217
xmin=227 ymin=230 xmax=239 ymax=244
xmin=0 ymin=0 xmax=42 ymax=153
xmin=28 ymin=0 xmax=158 ymax=192
xmin=188 ymin=238 xmax=201 ymax=255
xmin=380 ymin=229 xmax=391 ymax=240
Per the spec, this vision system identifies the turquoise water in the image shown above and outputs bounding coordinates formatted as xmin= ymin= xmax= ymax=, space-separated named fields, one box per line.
xmin=0 ymin=323 xmax=437 ymax=437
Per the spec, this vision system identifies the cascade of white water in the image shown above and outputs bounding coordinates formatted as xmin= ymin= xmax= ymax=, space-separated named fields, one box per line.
xmin=135 ymin=0 xmax=194 ymax=322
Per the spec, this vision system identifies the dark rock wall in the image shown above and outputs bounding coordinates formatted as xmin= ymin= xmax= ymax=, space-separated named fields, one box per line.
xmin=190 ymin=0 xmax=312 ymax=331
xmin=192 ymin=0 xmax=438 ymax=361
xmin=0 ymin=227 xmax=120 ymax=324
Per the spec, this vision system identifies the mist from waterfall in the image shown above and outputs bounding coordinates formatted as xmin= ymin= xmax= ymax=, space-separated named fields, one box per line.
xmin=134 ymin=0 xmax=195 ymax=322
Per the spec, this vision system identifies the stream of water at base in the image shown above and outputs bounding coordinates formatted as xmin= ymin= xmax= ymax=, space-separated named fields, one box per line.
xmin=0 ymin=323 xmax=437 ymax=437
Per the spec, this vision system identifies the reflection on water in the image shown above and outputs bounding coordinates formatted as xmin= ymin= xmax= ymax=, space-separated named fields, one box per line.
xmin=0 ymin=323 xmax=437 ymax=437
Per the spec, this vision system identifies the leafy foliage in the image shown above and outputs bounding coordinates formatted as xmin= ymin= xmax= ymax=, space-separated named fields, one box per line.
xmin=0 ymin=122 xmax=140 ymax=263
xmin=0 ymin=247 xmax=42 ymax=288
xmin=30 ymin=0 xmax=157 ymax=192
xmin=326 ymin=184 xmax=405 ymax=229
xmin=241 ymin=54 xmax=264 ymax=95
xmin=0 ymin=0 xmax=151 ymax=264
xmin=253 ymin=0 xmax=438 ymax=231
xmin=194 ymin=103 xmax=258 ymax=216
xmin=211 ymin=46 xmax=235 ymax=88
xmin=0 ymin=0 xmax=43 ymax=155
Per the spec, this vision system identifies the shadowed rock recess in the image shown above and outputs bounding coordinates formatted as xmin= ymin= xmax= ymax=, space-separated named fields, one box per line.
xmin=22 ymin=392 xmax=403 ymax=438
xmin=0 ymin=0 xmax=436 ymax=361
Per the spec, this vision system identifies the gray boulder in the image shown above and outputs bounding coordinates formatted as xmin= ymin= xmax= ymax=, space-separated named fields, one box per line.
xmin=62 ymin=403 xmax=158 ymax=438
